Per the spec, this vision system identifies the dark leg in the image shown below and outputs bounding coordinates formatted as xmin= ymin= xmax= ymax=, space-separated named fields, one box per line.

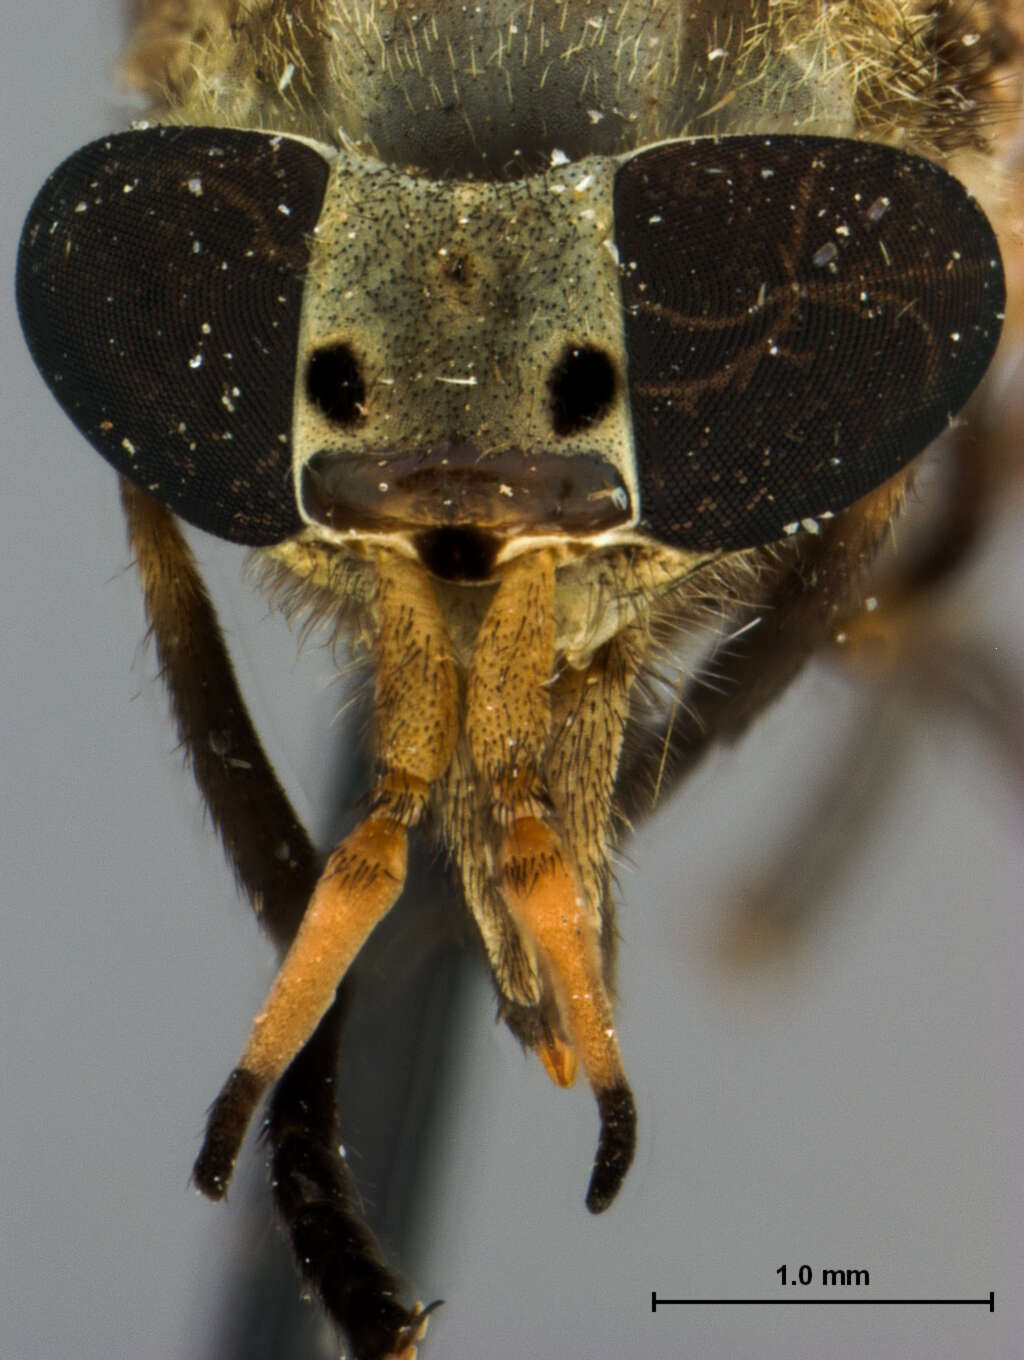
xmin=268 ymin=992 xmax=437 ymax=1360
xmin=121 ymin=478 xmax=317 ymax=946
xmin=121 ymin=481 xmax=428 ymax=1358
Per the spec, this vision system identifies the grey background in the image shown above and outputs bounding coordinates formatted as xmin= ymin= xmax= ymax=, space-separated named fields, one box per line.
xmin=3 ymin=5 xmax=1022 ymax=1359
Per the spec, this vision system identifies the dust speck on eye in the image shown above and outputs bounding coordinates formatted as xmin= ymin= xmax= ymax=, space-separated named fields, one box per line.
xmin=187 ymin=175 xmax=204 ymax=197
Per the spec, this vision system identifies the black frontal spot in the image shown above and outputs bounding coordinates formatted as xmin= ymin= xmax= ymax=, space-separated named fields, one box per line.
xmin=306 ymin=343 xmax=366 ymax=426
xmin=549 ymin=345 xmax=617 ymax=437
xmin=414 ymin=527 xmax=500 ymax=582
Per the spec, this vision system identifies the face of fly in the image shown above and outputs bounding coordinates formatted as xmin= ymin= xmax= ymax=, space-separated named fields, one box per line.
xmin=12 ymin=2 xmax=1017 ymax=1354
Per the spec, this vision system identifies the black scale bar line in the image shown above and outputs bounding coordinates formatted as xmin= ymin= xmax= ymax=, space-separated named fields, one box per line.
xmin=652 ymin=1291 xmax=994 ymax=1312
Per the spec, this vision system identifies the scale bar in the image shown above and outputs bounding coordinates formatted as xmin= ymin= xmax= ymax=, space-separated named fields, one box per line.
xmin=652 ymin=1291 xmax=994 ymax=1312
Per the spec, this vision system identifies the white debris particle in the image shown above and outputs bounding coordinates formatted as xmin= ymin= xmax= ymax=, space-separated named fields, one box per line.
xmin=950 ymin=331 xmax=961 ymax=342
xmin=436 ymin=374 xmax=478 ymax=386
xmin=189 ymin=353 xmax=204 ymax=369
xmin=761 ymin=167 xmax=775 ymax=179
xmin=221 ymin=391 xmax=236 ymax=413
xmin=573 ymin=173 xmax=594 ymax=194
xmin=961 ymin=31 xmax=980 ymax=47
xmin=587 ymin=108 xmax=604 ymax=124
xmin=864 ymin=596 xmax=879 ymax=612
xmin=783 ymin=521 xmax=800 ymax=536
xmin=498 ymin=483 xmax=514 ymax=498
xmin=277 ymin=62 xmax=296 ymax=93
xmin=187 ymin=175 xmax=204 ymax=196
xmin=550 ymin=148 xmax=570 ymax=166
xmin=378 ymin=482 xmax=389 ymax=493
xmin=835 ymin=222 xmax=850 ymax=237
xmin=648 ymin=214 xmax=663 ymax=225
xmin=122 ymin=181 xmax=136 ymax=194
xmin=707 ymin=46 xmax=725 ymax=61
xmin=192 ymin=240 xmax=203 ymax=254
xmin=813 ymin=242 xmax=838 ymax=267
xmin=201 ymin=322 xmax=212 ymax=335
xmin=611 ymin=486 xmax=629 ymax=511
xmin=603 ymin=239 xmax=620 ymax=265
xmin=74 ymin=201 xmax=88 ymax=213
xmin=867 ymin=196 xmax=890 ymax=223
xmin=277 ymin=203 xmax=291 ymax=216
xmin=121 ymin=437 xmax=136 ymax=455
xmin=801 ymin=517 xmax=820 ymax=535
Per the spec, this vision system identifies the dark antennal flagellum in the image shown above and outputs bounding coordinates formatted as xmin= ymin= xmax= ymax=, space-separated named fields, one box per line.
xmin=586 ymin=1082 xmax=638 ymax=1213
xmin=193 ymin=1067 xmax=266 ymax=1199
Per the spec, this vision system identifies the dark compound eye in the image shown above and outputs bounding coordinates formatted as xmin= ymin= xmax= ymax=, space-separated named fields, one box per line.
xmin=305 ymin=342 xmax=366 ymax=426
xmin=613 ymin=134 xmax=1005 ymax=553
xmin=16 ymin=127 xmax=333 ymax=546
xmin=549 ymin=344 xmax=617 ymax=436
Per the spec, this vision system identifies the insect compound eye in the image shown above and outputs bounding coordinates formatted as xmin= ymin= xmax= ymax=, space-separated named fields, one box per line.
xmin=549 ymin=344 xmax=617 ymax=437
xmin=613 ymin=135 xmax=1006 ymax=552
xmin=305 ymin=342 xmax=366 ymax=426
xmin=16 ymin=127 xmax=333 ymax=545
